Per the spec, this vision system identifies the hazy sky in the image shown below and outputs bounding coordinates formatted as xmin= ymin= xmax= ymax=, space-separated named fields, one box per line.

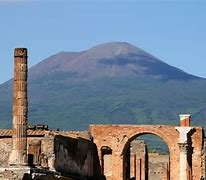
xmin=0 ymin=0 xmax=205 ymax=84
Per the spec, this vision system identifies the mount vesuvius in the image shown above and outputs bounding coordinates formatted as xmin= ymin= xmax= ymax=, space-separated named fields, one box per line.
xmin=0 ymin=42 xmax=205 ymax=130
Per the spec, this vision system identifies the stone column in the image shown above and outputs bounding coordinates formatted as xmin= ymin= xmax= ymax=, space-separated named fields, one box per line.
xmin=9 ymin=48 xmax=28 ymax=166
xmin=136 ymin=158 xmax=141 ymax=180
xmin=178 ymin=143 xmax=188 ymax=180
xmin=175 ymin=127 xmax=193 ymax=180
xmin=130 ymin=153 xmax=136 ymax=178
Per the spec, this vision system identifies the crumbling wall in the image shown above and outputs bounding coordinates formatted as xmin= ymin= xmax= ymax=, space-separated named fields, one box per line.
xmin=0 ymin=131 xmax=100 ymax=179
xmin=148 ymin=153 xmax=169 ymax=180
xmin=40 ymin=134 xmax=55 ymax=169
xmin=202 ymin=138 xmax=206 ymax=180
xmin=53 ymin=135 xmax=96 ymax=179
xmin=130 ymin=140 xmax=147 ymax=180
xmin=0 ymin=138 xmax=12 ymax=167
xmin=0 ymin=137 xmax=44 ymax=168
xmin=190 ymin=127 xmax=204 ymax=180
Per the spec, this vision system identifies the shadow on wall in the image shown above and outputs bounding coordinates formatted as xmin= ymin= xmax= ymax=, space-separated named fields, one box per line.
xmin=54 ymin=135 xmax=101 ymax=180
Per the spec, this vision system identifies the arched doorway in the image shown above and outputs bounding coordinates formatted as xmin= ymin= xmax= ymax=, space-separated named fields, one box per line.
xmin=123 ymin=133 xmax=170 ymax=180
xmin=101 ymin=146 xmax=113 ymax=177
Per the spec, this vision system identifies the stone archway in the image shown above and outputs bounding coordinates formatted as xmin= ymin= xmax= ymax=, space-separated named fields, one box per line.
xmin=122 ymin=132 xmax=171 ymax=180
xmin=101 ymin=146 xmax=113 ymax=178
xmin=113 ymin=126 xmax=178 ymax=180
xmin=90 ymin=124 xmax=204 ymax=180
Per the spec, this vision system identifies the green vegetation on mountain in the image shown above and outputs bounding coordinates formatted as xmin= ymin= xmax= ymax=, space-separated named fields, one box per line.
xmin=0 ymin=42 xmax=205 ymax=130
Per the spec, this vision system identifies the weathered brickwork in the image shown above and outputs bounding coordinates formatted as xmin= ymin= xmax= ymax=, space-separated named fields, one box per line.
xmin=0 ymin=131 xmax=98 ymax=180
xmin=0 ymin=137 xmax=44 ymax=168
xmin=129 ymin=140 xmax=170 ymax=180
xmin=0 ymin=138 xmax=12 ymax=167
xmin=148 ymin=153 xmax=169 ymax=180
xmin=130 ymin=140 xmax=147 ymax=180
xmin=90 ymin=124 xmax=204 ymax=180
xmin=202 ymin=138 xmax=206 ymax=179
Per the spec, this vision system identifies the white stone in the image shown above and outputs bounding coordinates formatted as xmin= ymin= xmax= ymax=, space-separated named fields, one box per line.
xmin=175 ymin=127 xmax=193 ymax=143
xmin=179 ymin=114 xmax=190 ymax=121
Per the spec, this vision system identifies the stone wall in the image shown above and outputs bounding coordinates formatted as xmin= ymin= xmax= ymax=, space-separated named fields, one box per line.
xmin=0 ymin=137 xmax=43 ymax=168
xmin=0 ymin=138 xmax=12 ymax=167
xmin=0 ymin=130 xmax=101 ymax=180
xmin=53 ymin=135 xmax=95 ymax=179
xmin=190 ymin=127 xmax=204 ymax=180
xmin=0 ymin=125 xmax=204 ymax=180
xmin=130 ymin=140 xmax=147 ymax=180
xmin=202 ymin=138 xmax=206 ymax=179
xmin=148 ymin=153 xmax=169 ymax=180
xmin=130 ymin=140 xmax=169 ymax=180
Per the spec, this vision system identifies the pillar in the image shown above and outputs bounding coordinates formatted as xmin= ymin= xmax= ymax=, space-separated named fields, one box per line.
xmin=175 ymin=126 xmax=193 ymax=180
xmin=130 ymin=153 xmax=136 ymax=178
xmin=136 ymin=158 xmax=141 ymax=180
xmin=178 ymin=143 xmax=188 ymax=180
xmin=9 ymin=48 xmax=28 ymax=166
xmin=179 ymin=114 xmax=190 ymax=126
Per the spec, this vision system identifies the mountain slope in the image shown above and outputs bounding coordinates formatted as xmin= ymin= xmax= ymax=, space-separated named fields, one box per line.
xmin=0 ymin=42 xmax=205 ymax=130
xmin=29 ymin=42 xmax=200 ymax=80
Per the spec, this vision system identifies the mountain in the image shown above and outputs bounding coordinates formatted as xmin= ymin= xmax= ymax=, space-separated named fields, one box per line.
xmin=0 ymin=42 xmax=206 ymax=130
xmin=29 ymin=42 xmax=199 ymax=80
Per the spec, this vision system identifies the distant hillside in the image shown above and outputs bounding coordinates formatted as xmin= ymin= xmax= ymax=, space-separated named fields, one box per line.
xmin=0 ymin=42 xmax=205 ymax=130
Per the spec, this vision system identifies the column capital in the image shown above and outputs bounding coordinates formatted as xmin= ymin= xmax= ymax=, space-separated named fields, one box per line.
xmin=14 ymin=48 xmax=27 ymax=58
xmin=175 ymin=127 xmax=193 ymax=143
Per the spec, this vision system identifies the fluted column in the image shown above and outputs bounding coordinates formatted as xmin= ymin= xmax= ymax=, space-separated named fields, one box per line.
xmin=175 ymin=127 xmax=193 ymax=180
xmin=178 ymin=143 xmax=188 ymax=180
xmin=9 ymin=48 xmax=28 ymax=166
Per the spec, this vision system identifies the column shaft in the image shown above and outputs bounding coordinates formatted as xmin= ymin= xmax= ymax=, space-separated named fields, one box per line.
xmin=178 ymin=143 xmax=188 ymax=180
xmin=175 ymin=126 xmax=193 ymax=180
xmin=9 ymin=48 xmax=28 ymax=166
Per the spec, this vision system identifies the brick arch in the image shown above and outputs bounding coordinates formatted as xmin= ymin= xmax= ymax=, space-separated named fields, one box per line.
xmin=118 ymin=126 xmax=177 ymax=180
xmin=90 ymin=125 xmax=204 ymax=180
xmin=120 ymin=126 xmax=175 ymax=156
xmin=90 ymin=125 xmax=180 ymax=180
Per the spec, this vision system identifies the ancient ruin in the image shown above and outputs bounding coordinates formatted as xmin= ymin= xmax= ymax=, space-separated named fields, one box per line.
xmin=0 ymin=48 xmax=205 ymax=179
xmin=9 ymin=48 xmax=28 ymax=166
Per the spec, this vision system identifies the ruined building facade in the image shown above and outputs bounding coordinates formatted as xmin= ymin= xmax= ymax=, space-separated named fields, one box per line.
xmin=0 ymin=48 xmax=205 ymax=180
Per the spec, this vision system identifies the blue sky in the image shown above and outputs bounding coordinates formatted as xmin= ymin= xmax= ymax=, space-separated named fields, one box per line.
xmin=0 ymin=0 xmax=205 ymax=84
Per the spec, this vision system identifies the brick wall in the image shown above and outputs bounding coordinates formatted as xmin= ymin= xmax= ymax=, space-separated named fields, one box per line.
xmin=90 ymin=124 xmax=204 ymax=180
xmin=148 ymin=153 xmax=169 ymax=180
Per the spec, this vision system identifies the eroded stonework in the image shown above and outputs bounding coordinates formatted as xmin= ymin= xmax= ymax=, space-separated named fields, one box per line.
xmin=0 ymin=130 xmax=97 ymax=180
xmin=90 ymin=124 xmax=204 ymax=180
xmin=9 ymin=48 xmax=28 ymax=166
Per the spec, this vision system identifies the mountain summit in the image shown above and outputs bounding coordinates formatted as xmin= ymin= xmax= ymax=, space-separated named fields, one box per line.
xmin=0 ymin=42 xmax=205 ymax=130
xmin=29 ymin=42 xmax=199 ymax=80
